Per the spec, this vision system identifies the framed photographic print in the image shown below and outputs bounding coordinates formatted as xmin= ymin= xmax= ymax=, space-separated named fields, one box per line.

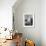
xmin=23 ymin=14 xmax=34 ymax=27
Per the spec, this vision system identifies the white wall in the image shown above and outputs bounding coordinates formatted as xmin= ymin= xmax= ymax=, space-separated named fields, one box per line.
xmin=40 ymin=0 xmax=46 ymax=46
xmin=0 ymin=0 xmax=16 ymax=30
xmin=13 ymin=0 xmax=46 ymax=46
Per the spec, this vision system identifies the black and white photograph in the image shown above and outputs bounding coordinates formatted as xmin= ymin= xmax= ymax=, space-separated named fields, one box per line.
xmin=24 ymin=14 xmax=34 ymax=27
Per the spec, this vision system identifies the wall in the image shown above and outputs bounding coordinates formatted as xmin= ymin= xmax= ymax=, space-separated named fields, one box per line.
xmin=13 ymin=0 xmax=46 ymax=46
xmin=40 ymin=0 xmax=46 ymax=46
xmin=0 ymin=0 xmax=16 ymax=30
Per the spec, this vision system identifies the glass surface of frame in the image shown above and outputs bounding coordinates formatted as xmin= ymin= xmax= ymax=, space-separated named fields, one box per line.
xmin=23 ymin=13 xmax=34 ymax=27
